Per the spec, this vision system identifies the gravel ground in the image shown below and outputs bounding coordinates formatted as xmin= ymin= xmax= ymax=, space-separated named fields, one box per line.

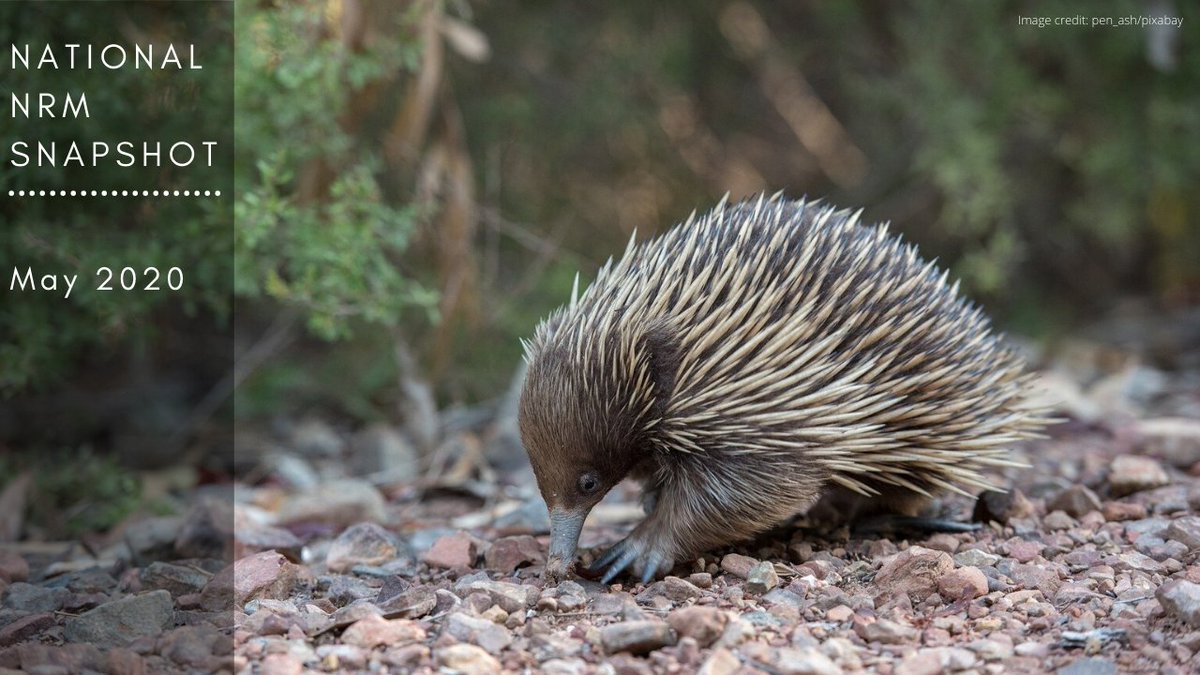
xmin=1 ymin=338 xmax=1199 ymax=674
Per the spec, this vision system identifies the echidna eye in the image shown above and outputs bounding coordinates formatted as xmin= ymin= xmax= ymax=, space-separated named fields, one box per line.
xmin=577 ymin=472 xmax=600 ymax=495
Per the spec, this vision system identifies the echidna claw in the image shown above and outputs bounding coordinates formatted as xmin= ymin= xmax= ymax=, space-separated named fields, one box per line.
xmin=640 ymin=553 xmax=666 ymax=584
xmin=590 ymin=537 xmax=674 ymax=585
xmin=590 ymin=541 xmax=626 ymax=573
xmin=598 ymin=546 xmax=639 ymax=584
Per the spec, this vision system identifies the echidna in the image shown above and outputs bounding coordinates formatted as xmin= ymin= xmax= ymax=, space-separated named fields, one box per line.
xmin=518 ymin=195 xmax=1045 ymax=583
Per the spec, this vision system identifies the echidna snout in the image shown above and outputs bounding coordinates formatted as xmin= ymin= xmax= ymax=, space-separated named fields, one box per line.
xmin=518 ymin=195 xmax=1046 ymax=584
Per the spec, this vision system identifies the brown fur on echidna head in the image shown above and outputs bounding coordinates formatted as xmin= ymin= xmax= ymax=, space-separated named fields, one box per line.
xmin=518 ymin=194 xmax=1046 ymax=584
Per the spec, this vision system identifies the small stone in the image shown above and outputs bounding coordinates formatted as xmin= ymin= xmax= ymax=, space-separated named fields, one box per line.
xmin=1135 ymin=417 xmax=1200 ymax=467
xmin=950 ymin=547 xmax=998 ymax=566
xmin=203 ymin=550 xmax=302 ymax=611
xmin=1102 ymin=501 xmax=1147 ymax=521
xmin=158 ymin=625 xmax=229 ymax=671
xmin=895 ymin=649 xmax=945 ymax=675
xmin=857 ymin=618 xmax=919 ymax=644
xmin=259 ymin=653 xmax=303 ymax=675
xmin=483 ymin=535 xmax=544 ymax=574
xmin=746 ymin=561 xmax=780 ymax=594
xmin=445 ymin=612 xmax=512 ymax=654
xmin=382 ymin=643 xmax=430 ymax=670
xmin=174 ymin=497 xmax=234 ymax=561
xmin=825 ymin=605 xmax=854 ymax=622
xmin=325 ymin=574 xmax=376 ymax=605
xmin=1165 ymin=515 xmax=1200 ymax=550
xmin=873 ymin=546 xmax=954 ymax=601
xmin=1 ymin=582 xmax=68 ymax=612
xmin=1007 ymin=539 xmax=1045 ymax=563
xmin=554 ymin=580 xmax=588 ymax=612
xmin=480 ymin=605 xmax=507 ymax=623
xmin=1114 ymin=550 xmax=1162 ymax=573
xmin=341 ymin=614 xmax=426 ymax=648
xmin=377 ymin=587 xmax=437 ymax=619
xmin=1009 ymin=564 xmax=1062 ymax=596
xmin=600 ymin=620 xmax=677 ymax=654
xmin=937 ymin=567 xmax=988 ymax=601
xmin=0 ymin=612 xmax=56 ymax=646
xmin=773 ymin=646 xmax=841 ymax=675
xmin=969 ymin=637 xmax=1014 ymax=660
xmin=349 ymin=424 xmax=419 ymax=479
xmin=326 ymin=522 xmax=403 ymax=573
xmin=277 ymin=478 xmax=387 ymax=527
xmin=107 ymin=648 xmax=147 ymax=675
xmin=719 ymin=553 xmax=757 ymax=579
xmin=328 ymin=601 xmax=382 ymax=631
xmin=698 ymin=648 xmax=739 ymax=675
xmin=638 ymin=576 xmax=703 ymax=604
xmin=953 ymin=549 xmax=1000 ymax=568
xmin=923 ymin=533 xmax=961 ymax=554
xmin=1014 ymin=641 xmax=1049 ymax=657
xmin=140 ymin=562 xmax=210 ymax=596
xmin=124 ymin=516 xmax=183 ymax=565
xmin=0 ymin=552 xmax=28 ymax=584
xmin=1157 ymin=580 xmax=1200 ymax=628
xmin=687 ymin=572 xmax=713 ymax=589
xmin=452 ymin=578 xmax=534 ymax=614
xmin=1057 ymin=657 xmax=1117 ymax=675
xmin=232 ymin=521 xmax=304 ymax=561
xmin=1047 ymin=485 xmax=1103 ymax=518
xmin=1042 ymin=510 xmax=1077 ymax=530
xmin=317 ymin=645 xmax=368 ymax=671
xmin=541 ymin=658 xmax=591 ymax=675
xmin=667 ymin=606 xmax=727 ymax=647
xmin=1109 ymin=456 xmax=1170 ymax=497
xmin=436 ymin=644 xmax=501 ymax=675
xmin=973 ymin=489 xmax=1035 ymax=524
xmin=63 ymin=590 xmax=174 ymax=647
xmin=423 ymin=532 xmax=479 ymax=570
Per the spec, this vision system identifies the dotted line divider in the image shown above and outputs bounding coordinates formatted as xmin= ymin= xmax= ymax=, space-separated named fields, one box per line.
xmin=8 ymin=189 xmax=222 ymax=197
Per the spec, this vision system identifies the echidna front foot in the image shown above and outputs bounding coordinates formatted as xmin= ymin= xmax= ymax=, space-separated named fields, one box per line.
xmin=589 ymin=531 xmax=675 ymax=585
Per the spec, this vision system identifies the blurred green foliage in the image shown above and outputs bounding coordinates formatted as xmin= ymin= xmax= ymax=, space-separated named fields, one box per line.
xmin=0 ymin=3 xmax=233 ymax=394
xmin=233 ymin=2 xmax=437 ymax=341
xmin=27 ymin=449 xmax=143 ymax=536
xmin=457 ymin=0 xmax=1199 ymax=339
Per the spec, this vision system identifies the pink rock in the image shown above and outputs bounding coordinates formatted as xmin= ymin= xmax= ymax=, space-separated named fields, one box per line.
xmin=436 ymin=644 xmax=500 ymax=674
xmin=201 ymin=551 xmax=304 ymax=611
xmin=484 ymin=535 xmax=544 ymax=574
xmin=107 ymin=649 xmax=147 ymax=675
xmin=0 ymin=551 xmax=29 ymax=584
xmin=937 ymin=566 xmax=989 ymax=600
xmin=1102 ymin=501 xmax=1147 ymax=521
xmin=0 ymin=613 xmax=56 ymax=647
xmin=873 ymin=546 xmax=954 ymax=601
xmin=1109 ymin=455 xmax=1170 ymax=497
xmin=259 ymin=653 xmax=303 ymax=675
xmin=326 ymin=522 xmax=402 ymax=573
xmin=1007 ymin=539 xmax=1045 ymax=563
xmin=825 ymin=605 xmax=854 ymax=622
xmin=423 ymin=532 xmax=479 ymax=570
xmin=667 ymin=606 xmax=727 ymax=647
xmin=341 ymin=614 xmax=426 ymax=649
xmin=719 ymin=553 xmax=758 ymax=579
